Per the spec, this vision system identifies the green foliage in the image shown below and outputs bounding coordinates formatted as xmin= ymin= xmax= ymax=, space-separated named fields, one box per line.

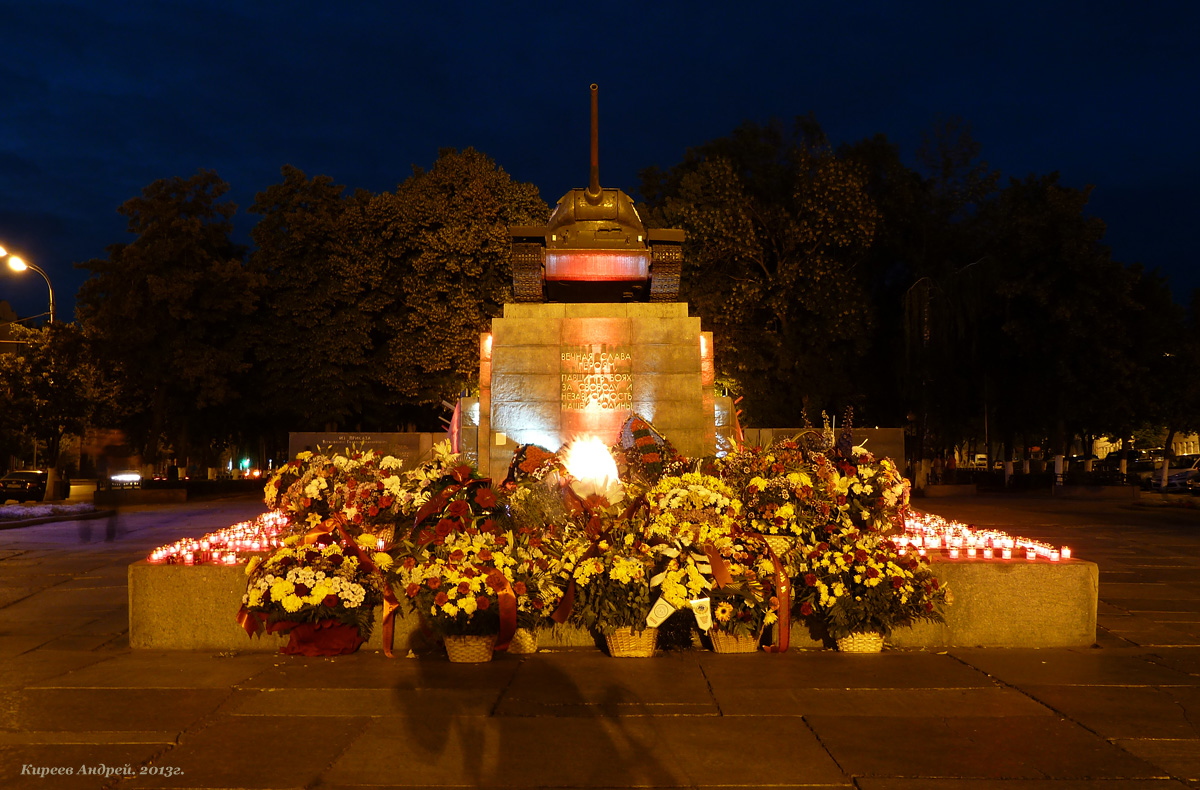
xmin=0 ymin=322 xmax=116 ymax=469
xmin=77 ymin=170 xmax=262 ymax=462
xmin=642 ymin=119 xmax=878 ymax=425
xmin=361 ymin=148 xmax=548 ymax=409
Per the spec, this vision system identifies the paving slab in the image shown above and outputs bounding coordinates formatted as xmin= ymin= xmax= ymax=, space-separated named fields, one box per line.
xmin=806 ymin=714 xmax=1164 ymax=779
xmin=1114 ymin=739 xmax=1200 ymax=782
xmin=0 ymin=688 xmax=230 ymax=733
xmin=699 ymin=650 xmax=992 ymax=689
xmin=227 ymin=687 xmax=502 ymax=717
xmin=1021 ymin=684 xmax=1200 ymax=738
xmin=0 ymin=743 xmax=166 ymax=790
xmin=716 ymin=686 xmax=1051 ymax=717
xmin=323 ymin=714 xmax=848 ymax=787
xmin=494 ymin=652 xmax=717 ymax=717
xmin=121 ymin=715 xmax=366 ymax=789
xmin=0 ymin=649 xmax=114 ymax=691
xmin=30 ymin=651 xmax=276 ymax=689
xmin=950 ymin=648 xmax=1200 ymax=687
xmin=238 ymin=651 xmax=522 ymax=690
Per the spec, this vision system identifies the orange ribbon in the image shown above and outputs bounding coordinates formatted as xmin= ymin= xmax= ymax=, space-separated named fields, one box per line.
xmin=742 ymin=532 xmax=790 ymax=653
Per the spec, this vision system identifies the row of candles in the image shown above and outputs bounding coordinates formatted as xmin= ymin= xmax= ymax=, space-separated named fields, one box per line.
xmin=900 ymin=510 xmax=1072 ymax=562
xmin=146 ymin=510 xmax=291 ymax=565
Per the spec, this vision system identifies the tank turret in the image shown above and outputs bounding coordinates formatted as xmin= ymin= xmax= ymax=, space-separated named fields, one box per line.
xmin=511 ymin=84 xmax=684 ymax=303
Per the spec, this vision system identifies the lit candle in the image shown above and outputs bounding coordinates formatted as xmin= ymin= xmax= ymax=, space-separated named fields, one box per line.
xmin=918 ymin=547 xmax=927 ymax=557
xmin=966 ymin=546 xmax=977 ymax=558
xmin=1025 ymin=548 xmax=1035 ymax=560
xmin=1050 ymin=550 xmax=1060 ymax=562
xmin=376 ymin=537 xmax=386 ymax=551
xmin=983 ymin=547 xmax=994 ymax=559
xmin=1001 ymin=547 xmax=1012 ymax=559
xmin=183 ymin=552 xmax=194 ymax=566
xmin=949 ymin=547 xmax=959 ymax=558
xmin=1061 ymin=547 xmax=1072 ymax=559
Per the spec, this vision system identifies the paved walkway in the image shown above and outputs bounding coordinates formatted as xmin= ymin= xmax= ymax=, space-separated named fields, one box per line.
xmin=2 ymin=494 xmax=1200 ymax=788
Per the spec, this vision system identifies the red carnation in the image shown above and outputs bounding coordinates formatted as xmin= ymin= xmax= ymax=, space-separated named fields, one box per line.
xmin=368 ymin=506 xmax=379 ymax=517
xmin=457 ymin=581 xmax=470 ymax=596
xmin=513 ymin=581 xmax=527 ymax=595
xmin=474 ymin=487 xmax=497 ymax=508
xmin=328 ymin=554 xmax=344 ymax=568
xmin=486 ymin=570 xmax=505 ymax=591
xmin=380 ymin=495 xmax=394 ymax=508
xmin=804 ymin=573 xmax=818 ymax=587
xmin=800 ymin=601 xmax=814 ymax=616
xmin=405 ymin=583 xmax=420 ymax=598
xmin=463 ymin=567 xmax=478 ymax=578
xmin=322 ymin=594 xmax=339 ymax=607
xmin=449 ymin=549 xmax=465 ymax=563
xmin=402 ymin=557 xmax=416 ymax=570
xmin=642 ymin=453 xmax=661 ymax=464
xmin=855 ymin=549 xmax=868 ymax=562
xmin=434 ymin=592 xmax=449 ymax=606
xmin=532 ymin=599 xmax=544 ymax=609
xmin=478 ymin=549 xmax=494 ymax=563
xmin=891 ymin=576 xmax=904 ymax=589
xmin=427 ymin=577 xmax=441 ymax=590
xmin=476 ymin=595 xmax=491 ymax=610
xmin=866 ymin=567 xmax=880 ymax=579
xmin=925 ymin=601 xmax=934 ymax=612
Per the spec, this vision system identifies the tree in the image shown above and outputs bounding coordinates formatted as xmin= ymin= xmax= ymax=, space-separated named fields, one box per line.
xmin=353 ymin=148 xmax=547 ymax=420
xmin=641 ymin=119 xmax=879 ymax=425
xmin=0 ymin=322 xmax=116 ymax=487
xmin=77 ymin=170 xmax=262 ymax=466
xmin=247 ymin=166 xmax=378 ymax=433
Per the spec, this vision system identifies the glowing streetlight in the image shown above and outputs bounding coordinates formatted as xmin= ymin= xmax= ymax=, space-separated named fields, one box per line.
xmin=3 ymin=249 xmax=54 ymax=323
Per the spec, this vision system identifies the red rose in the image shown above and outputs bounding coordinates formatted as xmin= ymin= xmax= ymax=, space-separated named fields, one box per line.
xmin=513 ymin=581 xmax=527 ymax=595
xmin=800 ymin=601 xmax=813 ymax=616
xmin=804 ymin=573 xmax=818 ymax=587
xmin=476 ymin=595 xmax=491 ymax=610
xmin=474 ymin=487 xmax=497 ymax=508
xmin=434 ymin=592 xmax=449 ymax=606
xmin=481 ymin=519 xmax=496 ymax=533
xmin=405 ymin=584 xmax=420 ymax=598
xmin=322 ymin=594 xmax=339 ymax=607
xmin=294 ymin=583 xmax=311 ymax=596
xmin=427 ymin=577 xmax=441 ymax=590
xmin=447 ymin=500 xmax=470 ymax=518
xmin=435 ymin=519 xmax=454 ymax=538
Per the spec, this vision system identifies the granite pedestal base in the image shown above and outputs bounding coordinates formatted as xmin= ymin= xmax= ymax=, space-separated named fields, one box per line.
xmin=129 ymin=555 xmax=1097 ymax=652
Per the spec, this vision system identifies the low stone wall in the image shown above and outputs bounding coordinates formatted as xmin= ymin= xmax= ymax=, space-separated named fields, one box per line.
xmin=129 ymin=554 xmax=1097 ymax=652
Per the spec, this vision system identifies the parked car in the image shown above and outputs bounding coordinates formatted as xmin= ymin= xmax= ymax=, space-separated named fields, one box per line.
xmin=1149 ymin=458 xmax=1200 ymax=491
xmin=1 ymin=470 xmax=48 ymax=503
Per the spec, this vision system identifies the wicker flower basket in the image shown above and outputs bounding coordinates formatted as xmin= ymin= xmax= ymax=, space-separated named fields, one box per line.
xmin=508 ymin=627 xmax=539 ymax=655
xmin=605 ymin=627 xmax=658 ymax=658
xmin=710 ymin=629 xmax=762 ymax=654
xmin=836 ymin=631 xmax=885 ymax=653
xmin=444 ymin=634 xmax=496 ymax=663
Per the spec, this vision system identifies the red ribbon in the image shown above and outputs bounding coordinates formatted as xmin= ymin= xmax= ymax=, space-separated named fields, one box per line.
xmin=742 ymin=532 xmax=790 ymax=653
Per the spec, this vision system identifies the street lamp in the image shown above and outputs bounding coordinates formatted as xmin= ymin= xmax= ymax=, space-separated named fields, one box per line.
xmin=2 ymin=247 xmax=54 ymax=323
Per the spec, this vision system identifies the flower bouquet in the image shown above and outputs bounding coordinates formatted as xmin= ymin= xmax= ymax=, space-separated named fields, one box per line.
xmin=264 ymin=448 xmax=407 ymax=540
xmin=705 ymin=535 xmax=784 ymax=652
xmin=793 ymin=525 xmax=947 ymax=651
xmin=563 ymin=523 xmax=657 ymax=656
xmin=239 ymin=534 xmax=386 ymax=656
xmin=809 ymin=448 xmax=910 ymax=535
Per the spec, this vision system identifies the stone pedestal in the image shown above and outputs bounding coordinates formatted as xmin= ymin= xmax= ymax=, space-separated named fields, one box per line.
xmin=479 ymin=302 xmax=714 ymax=476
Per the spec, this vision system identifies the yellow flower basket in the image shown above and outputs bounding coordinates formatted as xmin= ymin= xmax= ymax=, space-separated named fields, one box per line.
xmin=605 ymin=626 xmax=658 ymax=658
xmin=836 ymin=631 xmax=885 ymax=653
xmin=508 ymin=627 xmax=539 ymax=655
xmin=444 ymin=634 xmax=496 ymax=663
xmin=710 ymin=629 xmax=762 ymax=654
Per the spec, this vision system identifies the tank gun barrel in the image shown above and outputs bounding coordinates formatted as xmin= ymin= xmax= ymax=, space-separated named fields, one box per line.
xmin=586 ymin=83 xmax=601 ymax=205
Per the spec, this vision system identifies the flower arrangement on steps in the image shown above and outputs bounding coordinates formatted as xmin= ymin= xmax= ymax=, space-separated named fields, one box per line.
xmin=237 ymin=534 xmax=386 ymax=656
xmin=236 ymin=412 xmax=945 ymax=660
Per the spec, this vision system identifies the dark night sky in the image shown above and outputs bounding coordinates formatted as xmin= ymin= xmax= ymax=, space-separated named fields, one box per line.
xmin=1 ymin=1 xmax=1197 ymax=321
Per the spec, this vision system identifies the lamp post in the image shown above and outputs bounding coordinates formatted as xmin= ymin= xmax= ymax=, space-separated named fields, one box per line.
xmin=1 ymin=246 xmax=54 ymax=324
